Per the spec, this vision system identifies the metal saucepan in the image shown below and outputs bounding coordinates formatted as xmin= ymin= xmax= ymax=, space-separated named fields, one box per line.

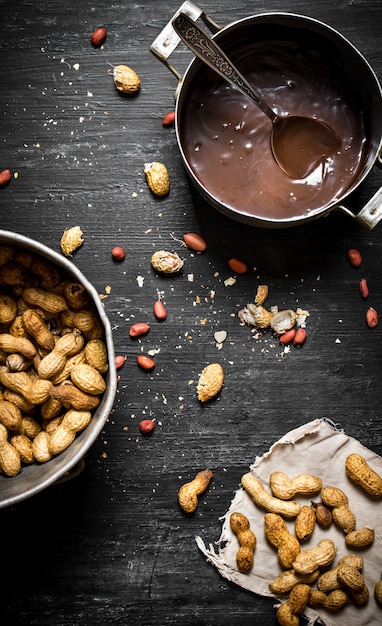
xmin=151 ymin=2 xmax=382 ymax=229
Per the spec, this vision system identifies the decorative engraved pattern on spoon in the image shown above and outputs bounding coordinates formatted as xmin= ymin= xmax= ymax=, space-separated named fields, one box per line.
xmin=173 ymin=13 xmax=340 ymax=179
xmin=174 ymin=14 xmax=271 ymax=115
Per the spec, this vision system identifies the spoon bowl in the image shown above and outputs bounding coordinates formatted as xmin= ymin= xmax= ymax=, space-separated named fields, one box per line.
xmin=173 ymin=13 xmax=340 ymax=179
xmin=271 ymin=115 xmax=340 ymax=179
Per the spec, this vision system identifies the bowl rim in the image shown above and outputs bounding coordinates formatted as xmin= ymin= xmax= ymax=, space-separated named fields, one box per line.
xmin=0 ymin=229 xmax=117 ymax=509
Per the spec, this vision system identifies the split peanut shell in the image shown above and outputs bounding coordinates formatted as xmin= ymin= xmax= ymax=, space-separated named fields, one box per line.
xmin=197 ymin=363 xmax=224 ymax=402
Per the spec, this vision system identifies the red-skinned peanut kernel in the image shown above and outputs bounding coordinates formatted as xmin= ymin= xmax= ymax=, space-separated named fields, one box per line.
xmin=279 ymin=328 xmax=296 ymax=344
xmin=115 ymin=355 xmax=126 ymax=369
xmin=293 ymin=328 xmax=307 ymax=346
xmin=162 ymin=111 xmax=175 ymax=127
xmin=0 ymin=169 xmax=12 ymax=187
xmin=130 ymin=322 xmax=150 ymax=337
xmin=228 ymin=257 xmax=248 ymax=274
xmin=366 ymin=307 xmax=378 ymax=328
xmin=348 ymin=248 xmax=362 ymax=268
xmin=139 ymin=419 xmax=155 ymax=435
xmin=91 ymin=27 xmax=107 ymax=47
xmin=359 ymin=278 xmax=369 ymax=299
xmin=137 ymin=355 xmax=155 ymax=370
xmin=111 ymin=246 xmax=125 ymax=261
xmin=183 ymin=232 xmax=207 ymax=252
xmin=154 ymin=300 xmax=167 ymax=320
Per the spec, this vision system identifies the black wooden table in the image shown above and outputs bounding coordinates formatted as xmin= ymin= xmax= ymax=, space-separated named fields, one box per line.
xmin=1 ymin=1 xmax=381 ymax=624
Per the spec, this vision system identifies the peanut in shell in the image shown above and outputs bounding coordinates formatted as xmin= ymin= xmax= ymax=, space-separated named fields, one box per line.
xmin=178 ymin=469 xmax=213 ymax=513
xmin=345 ymin=453 xmax=382 ymax=496
xmin=345 ymin=526 xmax=374 ymax=548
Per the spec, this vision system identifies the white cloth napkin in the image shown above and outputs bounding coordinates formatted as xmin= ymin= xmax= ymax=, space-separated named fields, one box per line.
xmin=196 ymin=418 xmax=382 ymax=625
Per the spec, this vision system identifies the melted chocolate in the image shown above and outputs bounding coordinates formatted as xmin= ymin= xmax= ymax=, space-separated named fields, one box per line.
xmin=179 ymin=42 xmax=367 ymax=222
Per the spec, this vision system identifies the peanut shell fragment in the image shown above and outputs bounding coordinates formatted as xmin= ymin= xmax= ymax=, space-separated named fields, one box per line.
xmin=246 ymin=304 xmax=273 ymax=329
xmin=151 ymin=250 xmax=183 ymax=274
xmin=197 ymin=363 xmax=224 ymax=402
xmin=254 ymin=284 xmax=269 ymax=305
xmin=60 ymin=226 xmax=84 ymax=256
xmin=144 ymin=161 xmax=170 ymax=196
xmin=113 ymin=64 xmax=140 ymax=94
xmin=271 ymin=309 xmax=297 ymax=335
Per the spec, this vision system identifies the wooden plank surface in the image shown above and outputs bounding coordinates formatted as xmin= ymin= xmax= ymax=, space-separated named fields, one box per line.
xmin=1 ymin=0 xmax=382 ymax=624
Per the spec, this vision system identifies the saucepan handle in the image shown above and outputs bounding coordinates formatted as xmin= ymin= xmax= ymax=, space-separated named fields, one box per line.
xmin=150 ymin=1 xmax=221 ymax=97
xmin=378 ymin=149 xmax=382 ymax=168
xmin=338 ymin=185 xmax=382 ymax=230
xmin=336 ymin=146 xmax=382 ymax=230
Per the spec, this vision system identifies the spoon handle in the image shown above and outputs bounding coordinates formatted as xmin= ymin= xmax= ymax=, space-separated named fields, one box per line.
xmin=172 ymin=12 xmax=276 ymax=122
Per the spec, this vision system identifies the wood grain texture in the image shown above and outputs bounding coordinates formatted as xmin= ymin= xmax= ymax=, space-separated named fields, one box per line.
xmin=0 ymin=0 xmax=382 ymax=624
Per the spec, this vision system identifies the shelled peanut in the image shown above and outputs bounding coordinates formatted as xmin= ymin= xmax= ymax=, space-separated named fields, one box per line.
xmin=0 ymin=245 xmax=108 ymax=477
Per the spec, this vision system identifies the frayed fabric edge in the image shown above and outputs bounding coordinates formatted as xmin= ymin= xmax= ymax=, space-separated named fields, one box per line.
xmin=250 ymin=418 xmax=342 ymax=470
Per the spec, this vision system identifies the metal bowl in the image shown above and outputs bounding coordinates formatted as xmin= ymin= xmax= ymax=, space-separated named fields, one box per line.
xmin=0 ymin=230 xmax=117 ymax=509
